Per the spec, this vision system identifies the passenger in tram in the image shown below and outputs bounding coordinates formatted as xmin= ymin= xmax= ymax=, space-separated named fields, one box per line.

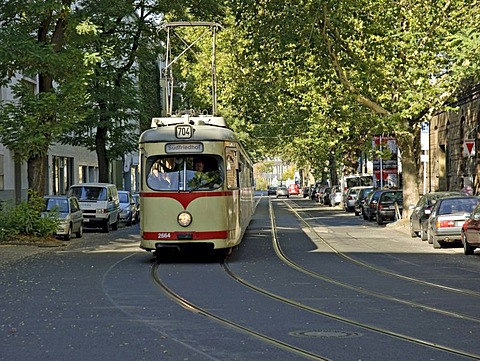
xmin=147 ymin=168 xmax=171 ymax=190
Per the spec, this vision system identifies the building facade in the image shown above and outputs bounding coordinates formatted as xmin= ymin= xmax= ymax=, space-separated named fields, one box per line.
xmin=427 ymin=87 xmax=480 ymax=194
xmin=1 ymin=75 xmax=139 ymax=204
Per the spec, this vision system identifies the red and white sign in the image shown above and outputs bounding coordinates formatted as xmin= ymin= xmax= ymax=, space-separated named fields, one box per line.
xmin=463 ymin=139 xmax=475 ymax=157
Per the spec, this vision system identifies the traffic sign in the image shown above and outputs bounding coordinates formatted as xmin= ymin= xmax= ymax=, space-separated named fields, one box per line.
xmin=463 ymin=139 xmax=475 ymax=157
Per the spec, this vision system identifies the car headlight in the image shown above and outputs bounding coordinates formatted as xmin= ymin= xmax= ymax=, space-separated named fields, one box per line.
xmin=177 ymin=211 xmax=192 ymax=227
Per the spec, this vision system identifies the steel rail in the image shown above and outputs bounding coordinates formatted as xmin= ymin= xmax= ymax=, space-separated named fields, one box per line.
xmin=286 ymin=200 xmax=480 ymax=298
xmin=150 ymin=262 xmax=330 ymax=361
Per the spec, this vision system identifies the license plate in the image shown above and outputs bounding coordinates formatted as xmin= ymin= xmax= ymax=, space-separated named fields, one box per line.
xmin=83 ymin=218 xmax=89 ymax=223
xmin=455 ymin=221 xmax=464 ymax=227
xmin=389 ymin=205 xmax=396 ymax=209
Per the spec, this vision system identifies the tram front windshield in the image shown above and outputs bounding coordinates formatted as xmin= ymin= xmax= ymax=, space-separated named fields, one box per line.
xmin=146 ymin=155 xmax=224 ymax=191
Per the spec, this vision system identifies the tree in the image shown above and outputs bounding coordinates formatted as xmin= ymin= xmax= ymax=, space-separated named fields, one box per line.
xmin=0 ymin=0 xmax=90 ymax=196
xmin=62 ymin=1 xmax=229 ymax=182
xmin=218 ymin=0 xmax=480 ymax=217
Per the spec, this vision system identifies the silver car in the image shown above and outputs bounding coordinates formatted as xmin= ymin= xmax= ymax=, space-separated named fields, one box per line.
xmin=276 ymin=186 xmax=289 ymax=198
xmin=118 ymin=191 xmax=138 ymax=226
xmin=427 ymin=196 xmax=480 ymax=249
xmin=43 ymin=195 xmax=84 ymax=240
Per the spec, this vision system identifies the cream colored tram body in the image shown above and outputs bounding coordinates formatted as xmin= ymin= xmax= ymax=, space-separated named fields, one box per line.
xmin=139 ymin=115 xmax=254 ymax=254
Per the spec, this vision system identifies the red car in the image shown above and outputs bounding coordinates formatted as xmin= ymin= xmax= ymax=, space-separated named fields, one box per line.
xmin=288 ymin=184 xmax=300 ymax=195
xmin=461 ymin=202 xmax=480 ymax=254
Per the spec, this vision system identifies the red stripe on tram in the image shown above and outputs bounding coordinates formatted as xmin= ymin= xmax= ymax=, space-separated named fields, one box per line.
xmin=143 ymin=230 xmax=229 ymax=241
xmin=140 ymin=191 xmax=234 ymax=209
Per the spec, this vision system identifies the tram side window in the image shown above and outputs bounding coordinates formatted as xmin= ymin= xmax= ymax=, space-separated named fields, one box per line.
xmin=226 ymin=149 xmax=238 ymax=189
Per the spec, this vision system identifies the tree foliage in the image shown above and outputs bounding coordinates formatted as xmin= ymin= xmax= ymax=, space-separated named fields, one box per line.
xmin=213 ymin=0 xmax=480 ymax=217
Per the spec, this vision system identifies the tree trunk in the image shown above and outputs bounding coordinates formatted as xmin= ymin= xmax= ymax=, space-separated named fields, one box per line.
xmin=396 ymin=131 xmax=419 ymax=219
xmin=96 ymin=125 xmax=110 ymax=183
xmin=28 ymin=155 xmax=47 ymax=196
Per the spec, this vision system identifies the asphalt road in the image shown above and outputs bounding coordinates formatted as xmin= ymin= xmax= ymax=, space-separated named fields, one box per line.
xmin=1 ymin=195 xmax=479 ymax=360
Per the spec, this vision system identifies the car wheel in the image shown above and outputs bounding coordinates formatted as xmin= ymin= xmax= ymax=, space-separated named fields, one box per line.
xmin=462 ymin=232 xmax=475 ymax=255
xmin=409 ymin=221 xmax=417 ymax=238
xmin=127 ymin=214 xmax=133 ymax=226
xmin=420 ymin=224 xmax=427 ymax=241
xmin=432 ymin=235 xmax=442 ymax=249
xmin=103 ymin=219 xmax=110 ymax=233
xmin=376 ymin=214 xmax=383 ymax=225
xmin=76 ymin=224 xmax=83 ymax=238
xmin=112 ymin=216 xmax=119 ymax=231
xmin=427 ymin=228 xmax=433 ymax=244
xmin=64 ymin=224 xmax=72 ymax=241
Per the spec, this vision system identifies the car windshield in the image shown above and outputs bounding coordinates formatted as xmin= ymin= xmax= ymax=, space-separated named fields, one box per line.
xmin=381 ymin=191 xmax=403 ymax=202
xmin=119 ymin=193 xmax=129 ymax=203
xmin=44 ymin=198 xmax=68 ymax=213
xmin=438 ymin=198 xmax=479 ymax=215
xmin=70 ymin=186 xmax=107 ymax=201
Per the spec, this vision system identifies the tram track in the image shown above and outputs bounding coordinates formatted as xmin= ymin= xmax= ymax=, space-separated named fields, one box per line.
xmin=255 ymin=199 xmax=480 ymax=359
xmin=150 ymin=262 xmax=330 ymax=361
xmin=285 ymin=199 xmax=480 ymax=298
xmin=149 ymin=197 xmax=480 ymax=360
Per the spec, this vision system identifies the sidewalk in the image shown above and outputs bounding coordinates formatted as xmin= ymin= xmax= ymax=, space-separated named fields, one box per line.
xmin=0 ymin=241 xmax=66 ymax=267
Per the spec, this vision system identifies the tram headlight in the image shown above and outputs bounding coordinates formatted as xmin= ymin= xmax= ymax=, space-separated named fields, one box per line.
xmin=177 ymin=211 xmax=192 ymax=227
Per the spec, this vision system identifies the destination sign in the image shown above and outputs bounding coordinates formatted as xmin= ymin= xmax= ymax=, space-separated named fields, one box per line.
xmin=165 ymin=143 xmax=203 ymax=153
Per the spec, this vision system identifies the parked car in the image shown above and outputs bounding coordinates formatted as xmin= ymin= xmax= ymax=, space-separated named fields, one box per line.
xmin=267 ymin=186 xmax=277 ymax=196
xmin=133 ymin=192 xmax=141 ymax=222
xmin=354 ymin=187 xmax=374 ymax=216
xmin=302 ymin=186 xmax=310 ymax=198
xmin=363 ymin=189 xmax=385 ymax=221
xmin=276 ymin=186 xmax=289 ymax=198
xmin=375 ymin=190 xmax=403 ymax=225
xmin=288 ymin=184 xmax=300 ymax=195
xmin=409 ymin=191 xmax=464 ymax=240
xmin=427 ymin=196 xmax=480 ymax=248
xmin=329 ymin=186 xmax=343 ymax=207
xmin=461 ymin=202 xmax=480 ymax=255
xmin=42 ymin=195 xmax=83 ymax=240
xmin=118 ymin=190 xmax=138 ymax=226
xmin=321 ymin=187 xmax=332 ymax=205
xmin=68 ymin=183 xmax=120 ymax=233
xmin=344 ymin=186 xmax=373 ymax=213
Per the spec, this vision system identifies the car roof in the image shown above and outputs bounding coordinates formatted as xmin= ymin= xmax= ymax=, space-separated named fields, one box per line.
xmin=44 ymin=195 xmax=69 ymax=199
xmin=70 ymin=183 xmax=116 ymax=187
xmin=436 ymin=195 xmax=478 ymax=202
xmin=426 ymin=191 xmax=464 ymax=199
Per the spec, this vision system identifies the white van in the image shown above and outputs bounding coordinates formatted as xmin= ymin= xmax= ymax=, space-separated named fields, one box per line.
xmin=68 ymin=183 xmax=120 ymax=233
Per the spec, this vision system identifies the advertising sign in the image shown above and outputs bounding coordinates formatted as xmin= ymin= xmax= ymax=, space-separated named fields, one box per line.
xmin=372 ymin=136 xmax=398 ymax=188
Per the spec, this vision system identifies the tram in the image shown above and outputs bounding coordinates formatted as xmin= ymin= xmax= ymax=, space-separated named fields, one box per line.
xmin=138 ymin=114 xmax=254 ymax=255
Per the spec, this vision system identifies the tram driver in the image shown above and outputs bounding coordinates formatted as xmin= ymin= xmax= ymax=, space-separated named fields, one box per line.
xmin=188 ymin=158 xmax=222 ymax=189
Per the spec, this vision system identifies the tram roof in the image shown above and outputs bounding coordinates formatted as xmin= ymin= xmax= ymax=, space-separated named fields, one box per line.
xmin=139 ymin=115 xmax=239 ymax=143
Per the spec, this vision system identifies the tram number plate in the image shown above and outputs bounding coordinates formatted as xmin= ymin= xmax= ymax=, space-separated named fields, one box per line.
xmin=175 ymin=125 xmax=192 ymax=139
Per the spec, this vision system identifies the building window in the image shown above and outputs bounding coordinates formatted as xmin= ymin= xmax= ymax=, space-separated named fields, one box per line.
xmin=79 ymin=165 xmax=98 ymax=183
xmin=52 ymin=156 xmax=73 ymax=194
